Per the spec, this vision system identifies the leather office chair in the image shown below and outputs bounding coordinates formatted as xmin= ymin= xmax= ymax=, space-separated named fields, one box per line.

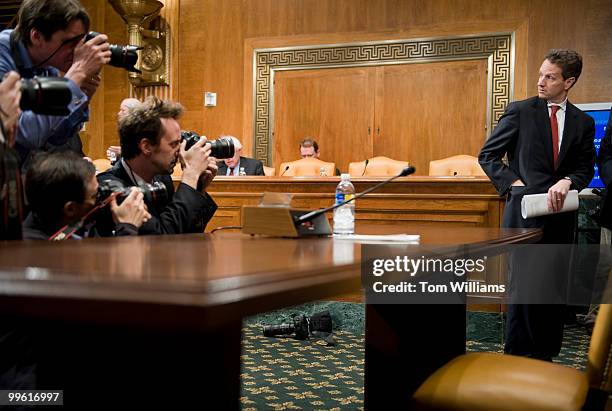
xmin=428 ymin=154 xmax=486 ymax=176
xmin=263 ymin=166 xmax=275 ymax=176
xmin=93 ymin=158 xmax=112 ymax=173
xmin=278 ymin=157 xmax=336 ymax=177
xmin=412 ymin=301 xmax=612 ymax=411
xmin=348 ymin=156 xmax=409 ymax=177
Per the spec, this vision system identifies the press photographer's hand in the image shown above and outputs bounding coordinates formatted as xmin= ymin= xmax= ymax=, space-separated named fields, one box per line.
xmin=0 ymin=71 xmax=22 ymax=145
xmin=199 ymin=156 xmax=218 ymax=190
xmin=65 ymin=33 xmax=110 ymax=92
xmin=110 ymin=188 xmax=151 ymax=228
xmin=179 ymin=137 xmax=212 ymax=190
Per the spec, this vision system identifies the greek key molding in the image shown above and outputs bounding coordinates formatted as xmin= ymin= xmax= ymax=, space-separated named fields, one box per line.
xmin=253 ymin=33 xmax=514 ymax=164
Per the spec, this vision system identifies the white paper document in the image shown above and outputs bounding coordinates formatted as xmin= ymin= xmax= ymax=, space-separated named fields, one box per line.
xmin=333 ymin=234 xmax=420 ymax=244
xmin=521 ymin=190 xmax=579 ymax=219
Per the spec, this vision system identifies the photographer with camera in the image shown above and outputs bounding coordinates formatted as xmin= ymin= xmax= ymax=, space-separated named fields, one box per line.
xmin=96 ymin=96 xmax=218 ymax=235
xmin=22 ymin=151 xmax=150 ymax=240
xmin=0 ymin=0 xmax=111 ymax=165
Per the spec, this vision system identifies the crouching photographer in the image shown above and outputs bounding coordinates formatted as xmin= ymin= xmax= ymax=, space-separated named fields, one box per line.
xmin=96 ymin=96 xmax=217 ymax=235
xmin=22 ymin=151 xmax=150 ymax=240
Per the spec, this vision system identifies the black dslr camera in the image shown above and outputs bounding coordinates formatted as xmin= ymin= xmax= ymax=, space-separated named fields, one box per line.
xmin=97 ymin=179 xmax=167 ymax=205
xmin=84 ymin=31 xmax=141 ymax=73
xmin=180 ymin=131 xmax=235 ymax=159
xmin=262 ymin=311 xmax=334 ymax=345
xmin=20 ymin=77 xmax=72 ymax=116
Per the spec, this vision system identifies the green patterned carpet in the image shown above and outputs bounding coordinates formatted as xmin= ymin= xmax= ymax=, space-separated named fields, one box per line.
xmin=241 ymin=303 xmax=590 ymax=410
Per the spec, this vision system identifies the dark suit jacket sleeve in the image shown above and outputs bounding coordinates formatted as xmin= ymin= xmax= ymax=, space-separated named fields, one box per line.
xmin=478 ymin=102 xmax=522 ymax=195
xmin=142 ymin=181 xmax=217 ymax=235
xmin=598 ymin=111 xmax=612 ymax=187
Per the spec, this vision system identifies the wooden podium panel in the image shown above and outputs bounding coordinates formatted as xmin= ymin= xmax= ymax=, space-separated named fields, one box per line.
xmin=204 ymin=176 xmax=504 ymax=230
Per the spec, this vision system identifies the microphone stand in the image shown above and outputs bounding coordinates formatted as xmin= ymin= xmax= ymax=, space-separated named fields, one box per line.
xmin=295 ymin=166 xmax=416 ymax=226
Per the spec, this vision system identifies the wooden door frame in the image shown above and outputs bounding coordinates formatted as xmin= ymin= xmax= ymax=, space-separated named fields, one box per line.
xmin=248 ymin=32 xmax=514 ymax=166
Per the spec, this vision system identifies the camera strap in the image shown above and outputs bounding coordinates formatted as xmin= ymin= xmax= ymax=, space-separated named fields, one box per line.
xmin=0 ymin=141 xmax=24 ymax=240
xmin=9 ymin=30 xmax=67 ymax=78
xmin=48 ymin=192 xmax=118 ymax=241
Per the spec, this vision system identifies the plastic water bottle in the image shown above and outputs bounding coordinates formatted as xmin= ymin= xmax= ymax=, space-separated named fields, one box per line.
xmin=333 ymin=174 xmax=355 ymax=235
xmin=239 ymin=167 xmax=246 ymax=176
xmin=320 ymin=167 xmax=328 ymax=176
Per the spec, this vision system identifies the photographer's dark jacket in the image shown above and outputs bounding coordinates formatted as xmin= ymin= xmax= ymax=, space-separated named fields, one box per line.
xmin=0 ymin=30 xmax=90 ymax=166
xmin=97 ymin=163 xmax=217 ymax=235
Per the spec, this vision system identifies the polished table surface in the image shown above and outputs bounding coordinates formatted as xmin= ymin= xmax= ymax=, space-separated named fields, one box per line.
xmin=0 ymin=225 xmax=538 ymax=324
xmin=0 ymin=224 xmax=541 ymax=410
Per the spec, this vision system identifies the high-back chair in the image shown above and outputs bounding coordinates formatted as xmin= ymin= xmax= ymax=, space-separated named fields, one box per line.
xmin=278 ymin=157 xmax=336 ymax=177
xmin=412 ymin=300 xmax=612 ymax=411
xmin=428 ymin=154 xmax=486 ymax=176
xmin=263 ymin=166 xmax=275 ymax=176
xmin=348 ymin=156 xmax=409 ymax=177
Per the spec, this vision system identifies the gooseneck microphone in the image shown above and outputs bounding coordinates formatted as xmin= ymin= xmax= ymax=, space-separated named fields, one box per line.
xmin=361 ymin=159 xmax=369 ymax=176
xmin=295 ymin=166 xmax=416 ymax=226
xmin=280 ymin=165 xmax=290 ymax=176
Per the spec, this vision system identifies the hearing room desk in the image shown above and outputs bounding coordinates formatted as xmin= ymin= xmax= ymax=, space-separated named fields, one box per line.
xmin=198 ymin=175 xmax=504 ymax=230
xmin=0 ymin=225 xmax=540 ymax=409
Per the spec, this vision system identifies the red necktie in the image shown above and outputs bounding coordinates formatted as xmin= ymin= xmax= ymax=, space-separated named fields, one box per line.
xmin=550 ymin=105 xmax=560 ymax=166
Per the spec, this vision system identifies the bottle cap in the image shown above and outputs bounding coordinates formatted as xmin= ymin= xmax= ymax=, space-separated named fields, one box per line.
xmin=341 ymin=173 xmax=350 ymax=181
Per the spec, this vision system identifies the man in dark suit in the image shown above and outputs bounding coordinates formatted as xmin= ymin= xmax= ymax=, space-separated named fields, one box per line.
xmin=97 ymin=96 xmax=217 ymax=235
xmin=479 ymin=49 xmax=596 ymax=360
xmin=217 ymin=136 xmax=264 ymax=176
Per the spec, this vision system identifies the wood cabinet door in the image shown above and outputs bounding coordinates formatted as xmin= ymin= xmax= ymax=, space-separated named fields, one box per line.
xmin=273 ymin=67 xmax=375 ymax=173
xmin=373 ymin=61 xmax=488 ymax=175
xmin=272 ymin=60 xmax=488 ymax=176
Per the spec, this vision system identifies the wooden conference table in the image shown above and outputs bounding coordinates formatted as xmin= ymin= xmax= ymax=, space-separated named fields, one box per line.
xmin=0 ymin=224 xmax=540 ymax=409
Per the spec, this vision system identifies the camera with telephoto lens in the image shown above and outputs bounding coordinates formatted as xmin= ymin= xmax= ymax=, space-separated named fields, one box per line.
xmin=20 ymin=77 xmax=72 ymax=116
xmin=262 ymin=311 xmax=334 ymax=343
xmin=97 ymin=179 xmax=167 ymax=205
xmin=84 ymin=31 xmax=142 ymax=73
xmin=180 ymin=131 xmax=235 ymax=159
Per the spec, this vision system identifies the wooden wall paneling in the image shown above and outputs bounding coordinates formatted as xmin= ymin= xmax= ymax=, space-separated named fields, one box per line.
xmin=80 ymin=0 xmax=610 ymax=169
xmin=579 ymin=0 xmax=612 ymax=103
xmin=178 ymin=0 xmax=245 ymax=148
xmin=78 ymin=0 xmax=105 ymax=160
xmin=374 ymin=60 xmax=488 ymax=174
xmin=273 ymin=67 xmax=375 ymax=172
xmin=526 ymin=0 xmax=612 ymax=104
